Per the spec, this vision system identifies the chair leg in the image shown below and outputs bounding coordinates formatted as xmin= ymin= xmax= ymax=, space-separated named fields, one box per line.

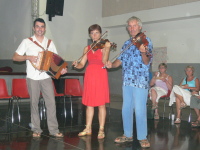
xmin=163 ymin=98 xmax=166 ymax=119
xmin=42 ymin=99 xmax=46 ymax=120
xmin=39 ymin=98 xmax=43 ymax=120
xmin=188 ymin=108 xmax=192 ymax=123
xmin=63 ymin=96 xmax=66 ymax=119
xmin=169 ymin=105 xmax=174 ymax=120
xmin=69 ymin=96 xmax=73 ymax=118
xmin=11 ymin=98 xmax=15 ymax=123
xmin=16 ymin=98 xmax=21 ymax=123
xmin=7 ymin=98 xmax=12 ymax=122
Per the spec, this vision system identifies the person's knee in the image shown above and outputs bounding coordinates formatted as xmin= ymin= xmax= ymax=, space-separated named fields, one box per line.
xmin=98 ymin=105 xmax=106 ymax=110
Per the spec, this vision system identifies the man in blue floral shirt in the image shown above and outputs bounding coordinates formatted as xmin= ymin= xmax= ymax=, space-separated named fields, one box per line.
xmin=106 ymin=16 xmax=153 ymax=148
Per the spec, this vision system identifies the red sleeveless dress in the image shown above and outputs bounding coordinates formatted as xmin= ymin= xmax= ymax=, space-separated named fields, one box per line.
xmin=82 ymin=46 xmax=110 ymax=106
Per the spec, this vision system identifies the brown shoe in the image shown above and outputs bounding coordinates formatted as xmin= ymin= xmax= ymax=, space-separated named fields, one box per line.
xmin=114 ymin=135 xmax=133 ymax=143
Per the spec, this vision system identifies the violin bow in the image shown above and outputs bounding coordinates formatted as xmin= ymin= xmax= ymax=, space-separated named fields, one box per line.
xmin=76 ymin=31 xmax=108 ymax=64
xmin=102 ymin=39 xmax=133 ymax=69
xmin=103 ymin=32 xmax=152 ymax=69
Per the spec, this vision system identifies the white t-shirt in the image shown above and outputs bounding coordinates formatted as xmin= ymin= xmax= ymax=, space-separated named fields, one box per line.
xmin=15 ymin=35 xmax=58 ymax=80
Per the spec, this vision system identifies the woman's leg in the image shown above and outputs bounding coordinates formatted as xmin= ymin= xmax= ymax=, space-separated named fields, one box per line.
xmin=98 ymin=105 xmax=106 ymax=128
xmin=86 ymin=106 xmax=94 ymax=128
xmin=98 ymin=105 xmax=106 ymax=139
xmin=174 ymin=93 xmax=182 ymax=122
xmin=78 ymin=106 xmax=94 ymax=136
xmin=150 ymin=89 xmax=158 ymax=107
xmin=150 ymin=89 xmax=159 ymax=119
xmin=194 ymin=108 xmax=200 ymax=120
xmin=150 ymin=89 xmax=159 ymax=118
xmin=174 ymin=93 xmax=186 ymax=104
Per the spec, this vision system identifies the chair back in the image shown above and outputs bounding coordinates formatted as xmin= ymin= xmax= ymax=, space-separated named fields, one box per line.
xmin=64 ymin=79 xmax=82 ymax=96
xmin=0 ymin=79 xmax=11 ymax=98
xmin=12 ymin=79 xmax=30 ymax=98
xmin=166 ymin=90 xmax=171 ymax=97
xmin=161 ymin=90 xmax=171 ymax=98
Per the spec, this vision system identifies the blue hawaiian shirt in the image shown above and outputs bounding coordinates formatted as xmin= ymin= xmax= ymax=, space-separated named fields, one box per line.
xmin=118 ymin=37 xmax=153 ymax=89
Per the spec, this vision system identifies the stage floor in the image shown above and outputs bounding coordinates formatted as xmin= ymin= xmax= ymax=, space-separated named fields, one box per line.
xmin=0 ymin=97 xmax=200 ymax=150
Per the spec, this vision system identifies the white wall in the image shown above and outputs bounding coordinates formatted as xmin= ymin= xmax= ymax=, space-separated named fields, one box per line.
xmin=102 ymin=2 xmax=200 ymax=63
xmin=0 ymin=0 xmax=102 ymax=62
xmin=39 ymin=0 xmax=102 ymax=61
xmin=0 ymin=0 xmax=31 ymax=60
xmin=1 ymin=1 xmax=200 ymax=64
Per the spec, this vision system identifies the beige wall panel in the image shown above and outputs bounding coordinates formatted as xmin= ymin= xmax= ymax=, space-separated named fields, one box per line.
xmin=154 ymin=0 xmax=169 ymax=8
xmin=102 ymin=0 xmax=140 ymax=17
xmin=139 ymin=0 xmax=154 ymax=10
xmin=185 ymin=0 xmax=199 ymax=2
xmin=103 ymin=0 xmax=200 ymax=17
xmin=102 ymin=0 xmax=115 ymax=17
xmin=169 ymin=0 xmax=186 ymax=6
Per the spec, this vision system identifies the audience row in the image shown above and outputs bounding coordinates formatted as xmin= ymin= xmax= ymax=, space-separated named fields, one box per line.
xmin=149 ymin=63 xmax=200 ymax=127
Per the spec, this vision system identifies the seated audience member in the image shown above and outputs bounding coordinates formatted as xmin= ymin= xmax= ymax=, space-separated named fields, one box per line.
xmin=149 ymin=63 xmax=173 ymax=119
xmin=169 ymin=66 xmax=199 ymax=124
xmin=190 ymin=92 xmax=200 ymax=127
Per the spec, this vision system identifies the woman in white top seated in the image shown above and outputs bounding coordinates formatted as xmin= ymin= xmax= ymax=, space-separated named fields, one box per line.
xmin=169 ymin=65 xmax=200 ymax=124
xmin=149 ymin=63 xmax=173 ymax=119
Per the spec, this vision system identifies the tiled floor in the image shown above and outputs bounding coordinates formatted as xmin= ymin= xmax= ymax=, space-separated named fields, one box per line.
xmin=0 ymin=96 xmax=200 ymax=150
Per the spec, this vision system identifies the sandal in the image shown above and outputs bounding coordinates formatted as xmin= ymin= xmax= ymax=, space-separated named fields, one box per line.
xmin=191 ymin=120 xmax=200 ymax=128
xmin=191 ymin=120 xmax=198 ymax=124
xmin=50 ymin=133 xmax=64 ymax=138
xmin=78 ymin=125 xmax=92 ymax=137
xmin=174 ymin=118 xmax=181 ymax=124
xmin=152 ymin=105 xmax=158 ymax=110
xmin=32 ymin=132 xmax=41 ymax=138
xmin=139 ymin=139 xmax=150 ymax=148
xmin=97 ymin=126 xmax=105 ymax=139
xmin=154 ymin=113 xmax=159 ymax=120
xmin=180 ymin=102 xmax=187 ymax=110
xmin=114 ymin=135 xmax=133 ymax=143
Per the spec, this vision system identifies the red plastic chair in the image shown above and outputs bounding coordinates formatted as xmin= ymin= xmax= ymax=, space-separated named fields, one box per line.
xmin=0 ymin=79 xmax=13 ymax=124
xmin=0 ymin=79 xmax=12 ymax=99
xmin=161 ymin=90 xmax=171 ymax=119
xmin=64 ymin=79 xmax=83 ymax=118
xmin=11 ymin=79 xmax=30 ymax=123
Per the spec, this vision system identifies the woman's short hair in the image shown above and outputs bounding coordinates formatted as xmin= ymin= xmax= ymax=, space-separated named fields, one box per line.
xmin=185 ymin=65 xmax=195 ymax=72
xmin=158 ymin=63 xmax=167 ymax=69
xmin=88 ymin=24 xmax=102 ymax=34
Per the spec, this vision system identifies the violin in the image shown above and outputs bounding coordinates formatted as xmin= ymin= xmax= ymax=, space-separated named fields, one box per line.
xmin=132 ymin=32 xmax=149 ymax=49
xmin=91 ymin=39 xmax=117 ymax=51
xmin=132 ymin=32 xmax=152 ymax=57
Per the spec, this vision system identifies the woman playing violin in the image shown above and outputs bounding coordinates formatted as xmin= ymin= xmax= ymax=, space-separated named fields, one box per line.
xmin=73 ymin=24 xmax=111 ymax=139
